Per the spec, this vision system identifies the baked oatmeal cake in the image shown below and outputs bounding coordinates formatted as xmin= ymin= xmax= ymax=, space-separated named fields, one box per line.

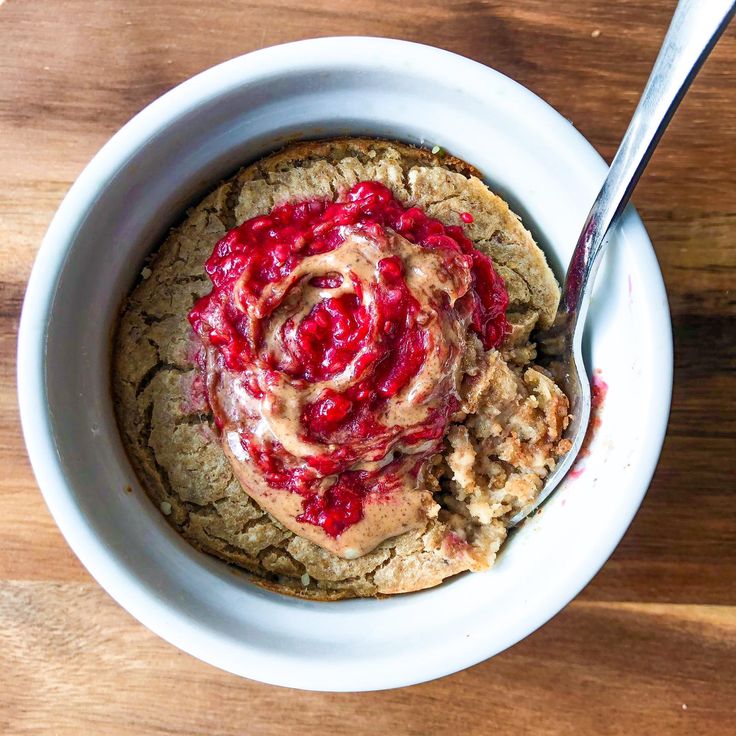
xmin=113 ymin=138 xmax=570 ymax=599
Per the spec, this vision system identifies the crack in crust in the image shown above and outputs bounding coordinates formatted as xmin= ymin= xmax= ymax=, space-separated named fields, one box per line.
xmin=112 ymin=137 xmax=567 ymax=599
xmin=135 ymin=362 xmax=186 ymax=397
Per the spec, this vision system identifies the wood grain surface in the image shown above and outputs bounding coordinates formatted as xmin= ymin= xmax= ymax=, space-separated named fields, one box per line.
xmin=1 ymin=1 xmax=735 ymax=733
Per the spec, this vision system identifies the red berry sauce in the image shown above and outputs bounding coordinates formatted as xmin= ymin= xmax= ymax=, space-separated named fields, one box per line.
xmin=189 ymin=181 xmax=509 ymax=547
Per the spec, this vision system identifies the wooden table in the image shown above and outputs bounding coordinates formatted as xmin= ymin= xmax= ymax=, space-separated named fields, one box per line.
xmin=2 ymin=1 xmax=734 ymax=733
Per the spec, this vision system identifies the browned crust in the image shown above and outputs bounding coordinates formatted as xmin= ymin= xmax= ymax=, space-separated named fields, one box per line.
xmin=258 ymin=136 xmax=483 ymax=179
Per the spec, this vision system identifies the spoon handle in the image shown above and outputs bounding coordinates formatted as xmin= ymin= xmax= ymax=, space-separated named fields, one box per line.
xmin=562 ymin=0 xmax=735 ymax=318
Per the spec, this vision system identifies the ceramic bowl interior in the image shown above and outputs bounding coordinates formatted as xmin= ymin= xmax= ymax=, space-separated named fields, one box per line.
xmin=18 ymin=37 xmax=672 ymax=691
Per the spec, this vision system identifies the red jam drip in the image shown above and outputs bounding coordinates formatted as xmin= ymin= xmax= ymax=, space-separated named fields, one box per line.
xmin=189 ymin=181 xmax=509 ymax=538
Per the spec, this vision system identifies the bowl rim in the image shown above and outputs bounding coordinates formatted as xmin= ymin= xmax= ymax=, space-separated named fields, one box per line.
xmin=17 ymin=36 xmax=673 ymax=690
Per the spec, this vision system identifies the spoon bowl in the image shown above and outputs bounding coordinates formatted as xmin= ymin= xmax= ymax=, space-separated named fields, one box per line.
xmin=510 ymin=0 xmax=736 ymax=527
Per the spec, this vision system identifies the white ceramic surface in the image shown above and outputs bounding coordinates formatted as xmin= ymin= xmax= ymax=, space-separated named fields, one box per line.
xmin=17 ymin=37 xmax=672 ymax=691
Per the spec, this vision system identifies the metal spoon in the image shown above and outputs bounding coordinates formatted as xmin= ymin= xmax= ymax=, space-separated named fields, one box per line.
xmin=509 ymin=0 xmax=735 ymax=526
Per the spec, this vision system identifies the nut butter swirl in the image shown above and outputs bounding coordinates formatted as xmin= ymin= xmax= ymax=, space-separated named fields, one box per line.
xmin=189 ymin=182 xmax=509 ymax=558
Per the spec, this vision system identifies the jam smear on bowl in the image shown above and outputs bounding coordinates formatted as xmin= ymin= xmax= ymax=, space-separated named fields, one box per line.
xmin=189 ymin=181 xmax=509 ymax=557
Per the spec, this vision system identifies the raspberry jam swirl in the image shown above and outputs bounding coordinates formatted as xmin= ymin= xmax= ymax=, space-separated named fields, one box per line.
xmin=189 ymin=181 xmax=508 ymax=558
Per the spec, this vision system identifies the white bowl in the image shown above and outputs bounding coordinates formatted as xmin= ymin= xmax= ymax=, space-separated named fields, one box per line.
xmin=18 ymin=37 xmax=672 ymax=691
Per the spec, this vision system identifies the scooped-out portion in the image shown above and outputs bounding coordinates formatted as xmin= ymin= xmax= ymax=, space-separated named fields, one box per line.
xmin=113 ymin=138 xmax=571 ymax=599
